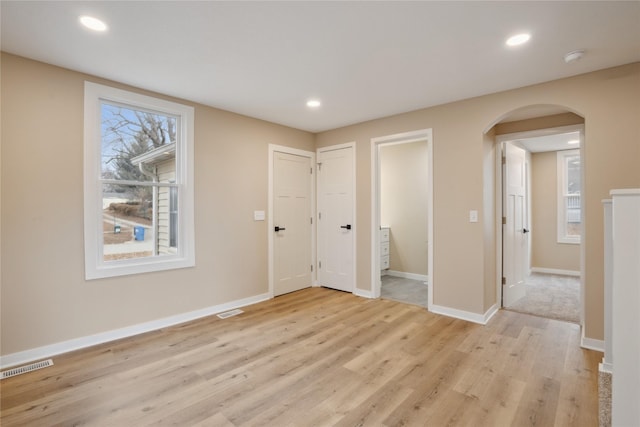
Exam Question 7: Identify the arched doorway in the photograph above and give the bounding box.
[486,105,585,324]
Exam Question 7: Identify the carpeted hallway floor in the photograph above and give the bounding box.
[381,272,580,324]
[506,272,580,323]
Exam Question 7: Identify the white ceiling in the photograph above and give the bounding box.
[516,131,581,153]
[2,1,639,133]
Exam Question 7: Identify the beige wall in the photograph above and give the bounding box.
[2,53,639,357]
[530,151,581,272]
[380,141,428,275]
[317,63,640,340]
[0,53,315,356]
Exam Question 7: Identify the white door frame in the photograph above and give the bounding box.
[495,123,585,324]
[371,129,433,309]
[316,142,357,293]
[268,144,316,298]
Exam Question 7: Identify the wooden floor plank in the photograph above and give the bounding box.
[1,287,601,426]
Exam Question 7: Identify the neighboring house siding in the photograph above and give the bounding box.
[157,160,176,255]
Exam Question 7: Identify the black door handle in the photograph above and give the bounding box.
[340,224,352,230]
[523,228,530,234]
[275,226,286,232]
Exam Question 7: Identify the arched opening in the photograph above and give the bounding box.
[485,104,586,325]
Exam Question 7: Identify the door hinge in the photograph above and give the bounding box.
[502,156,506,165]
[502,216,506,225]
[310,167,313,174]
[318,212,321,220]
[502,277,506,285]
[310,217,313,225]
[319,261,322,269]
[317,163,322,171]
[311,265,313,272]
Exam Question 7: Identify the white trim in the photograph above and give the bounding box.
[268,144,316,297]
[495,140,504,317]
[430,303,498,325]
[579,127,586,326]
[610,188,640,196]
[83,82,195,279]
[371,129,433,308]
[581,331,605,352]
[600,362,613,374]
[0,292,270,370]
[318,141,355,152]
[386,270,429,283]
[530,267,580,277]
[353,287,375,299]
[317,142,357,293]
[484,304,500,323]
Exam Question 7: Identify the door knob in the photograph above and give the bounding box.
[340,224,352,230]
[274,226,286,232]
[523,228,530,234]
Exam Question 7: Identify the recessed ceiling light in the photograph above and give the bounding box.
[306,99,321,108]
[506,33,531,47]
[80,16,108,32]
[568,139,580,145]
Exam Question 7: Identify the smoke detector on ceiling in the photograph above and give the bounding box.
[564,50,585,64]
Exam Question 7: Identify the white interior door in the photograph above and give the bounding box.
[273,151,313,296]
[317,145,354,292]
[503,142,528,306]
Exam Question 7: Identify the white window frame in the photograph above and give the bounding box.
[83,82,195,279]
[557,149,581,244]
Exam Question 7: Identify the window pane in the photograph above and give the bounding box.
[566,155,581,194]
[169,187,178,248]
[101,103,177,182]
[565,154,581,238]
[103,184,154,261]
[157,185,178,254]
[102,184,180,261]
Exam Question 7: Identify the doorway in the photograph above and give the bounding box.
[498,125,583,323]
[371,129,433,308]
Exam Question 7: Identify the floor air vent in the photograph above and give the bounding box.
[217,309,244,319]
[1,359,54,379]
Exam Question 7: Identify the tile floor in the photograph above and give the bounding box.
[380,274,428,308]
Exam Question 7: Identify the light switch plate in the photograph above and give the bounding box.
[254,210,265,221]
[469,210,478,223]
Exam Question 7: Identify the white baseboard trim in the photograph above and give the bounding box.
[599,361,613,374]
[430,303,497,325]
[386,270,429,283]
[531,267,580,277]
[483,304,500,324]
[581,331,605,352]
[0,292,271,370]
[353,287,375,299]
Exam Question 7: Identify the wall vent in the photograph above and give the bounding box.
[217,309,244,319]
[1,359,54,380]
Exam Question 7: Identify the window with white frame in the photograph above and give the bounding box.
[84,82,194,279]
[557,149,581,244]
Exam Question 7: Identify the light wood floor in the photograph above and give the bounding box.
[1,287,601,426]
